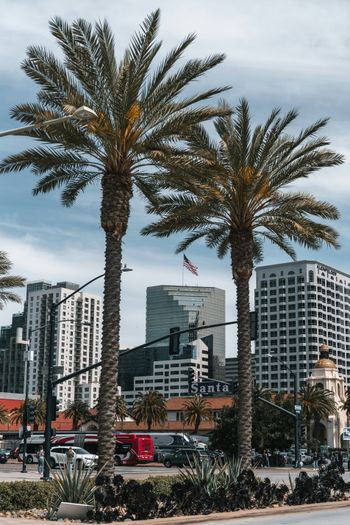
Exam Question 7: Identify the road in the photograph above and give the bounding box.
[1,460,350,483]
[201,507,350,525]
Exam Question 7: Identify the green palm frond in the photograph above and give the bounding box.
[143,99,343,268]
[0,252,25,309]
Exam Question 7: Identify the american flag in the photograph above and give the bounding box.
[183,254,198,276]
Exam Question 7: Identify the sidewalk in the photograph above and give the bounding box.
[0,499,349,525]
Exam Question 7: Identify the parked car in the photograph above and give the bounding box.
[49,446,97,469]
[0,452,7,464]
[161,448,210,468]
[0,448,11,460]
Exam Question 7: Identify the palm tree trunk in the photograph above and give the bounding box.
[231,232,253,464]
[97,174,131,477]
[195,415,200,434]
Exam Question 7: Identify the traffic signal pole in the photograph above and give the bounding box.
[42,306,56,481]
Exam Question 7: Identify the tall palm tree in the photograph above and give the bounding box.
[10,399,46,431]
[0,251,25,309]
[301,383,336,445]
[63,400,91,430]
[142,99,343,462]
[0,12,229,476]
[132,390,167,431]
[183,395,213,434]
[115,396,128,431]
[0,404,9,425]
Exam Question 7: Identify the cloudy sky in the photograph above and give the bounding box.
[0,0,349,355]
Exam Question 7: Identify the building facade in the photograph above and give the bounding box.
[146,285,226,380]
[255,260,350,392]
[121,339,209,406]
[306,344,347,448]
[25,280,102,410]
[0,313,26,394]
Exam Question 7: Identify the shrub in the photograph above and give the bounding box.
[145,475,179,496]
[0,481,52,511]
[287,464,350,505]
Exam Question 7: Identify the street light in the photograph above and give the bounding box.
[0,106,97,138]
[267,353,301,468]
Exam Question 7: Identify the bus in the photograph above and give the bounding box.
[131,432,197,461]
[52,433,154,466]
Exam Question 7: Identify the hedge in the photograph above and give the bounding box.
[0,476,179,512]
[0,481,53,511]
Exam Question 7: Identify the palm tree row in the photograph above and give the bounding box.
[0,9,344,470]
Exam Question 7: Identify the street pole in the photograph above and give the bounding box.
[21,331,32,473]
[293,373,300,469]
[42,306,56,481]
[268,353,300,468]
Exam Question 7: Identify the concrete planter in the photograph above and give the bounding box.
[56,502,94,520]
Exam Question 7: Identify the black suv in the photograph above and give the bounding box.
[161,448,209,468]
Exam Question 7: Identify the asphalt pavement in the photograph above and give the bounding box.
[1,460,350,483]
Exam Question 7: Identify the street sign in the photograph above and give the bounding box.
[190,380,231,395]
[342,427,350,441]
[294,404,302,414]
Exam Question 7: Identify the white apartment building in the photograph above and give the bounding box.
[122,339,208,406]
[26,281,102,410]
[254,261,350,392]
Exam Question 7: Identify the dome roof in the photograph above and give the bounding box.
[314,344,336,369]
[314,358,336,369]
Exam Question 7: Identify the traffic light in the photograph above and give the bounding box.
[300,424,306,443]
[27,402,35,425]
[188,367,196,385]
[169,327,180,355]
[250,311,258,340]
[50,396,60,421]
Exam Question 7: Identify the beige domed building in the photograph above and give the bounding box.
[306,344,347,448]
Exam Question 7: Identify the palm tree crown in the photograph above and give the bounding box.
[64,400,91,430]
[301,384,336,422]
[0,11,228,476]
[132,390,167,431]
[183,395,213,433]
[0,404,9,425]
[115,396,128,429]
[10,399,45,430]
[143,99,343,461]
[0,251,25,309]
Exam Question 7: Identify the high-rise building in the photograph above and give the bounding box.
[146,285,226,380]
[0,313,26,393]
[254,260,350,391]
[25,280,102,410]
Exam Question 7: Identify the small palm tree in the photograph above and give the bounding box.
[0,251,25,309]
[0,11,228,476]
[143,99,343,462]
[0,404,9,425]
[183,396,213,433]
[10,399,46,431]
[64,400,91,430]
[301,384,336,445]
[343,389,350,421]
[115,396,128,431]
[132,390,167,431]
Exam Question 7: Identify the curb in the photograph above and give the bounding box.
[131,498,350,525]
